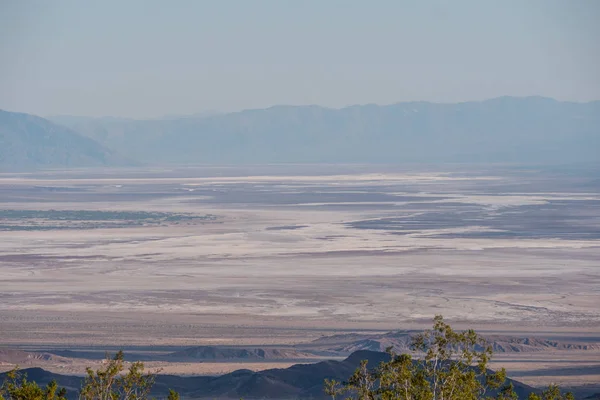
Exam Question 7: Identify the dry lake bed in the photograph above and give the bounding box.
[1,164,599,389]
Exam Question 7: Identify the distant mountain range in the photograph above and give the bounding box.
[2,97,599,170]
[0,351,539,399]
[303,330,600,355]
[49,97,600,165]
[0,110,131,170]
[14,331,597,365]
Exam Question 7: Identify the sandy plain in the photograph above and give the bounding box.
[1,164,599,389]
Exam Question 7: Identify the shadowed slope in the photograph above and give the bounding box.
[0,109,133,170]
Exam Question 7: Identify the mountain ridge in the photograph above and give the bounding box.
[48,96,600,165]
[48,96,600,119]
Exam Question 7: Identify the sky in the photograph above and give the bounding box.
[1,0,599,118]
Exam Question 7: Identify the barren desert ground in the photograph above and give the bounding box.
[1,164,599,388]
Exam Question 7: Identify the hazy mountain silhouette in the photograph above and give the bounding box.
[0,110,132,170]
[49,97,600,165]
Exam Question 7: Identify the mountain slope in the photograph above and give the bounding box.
[0,351,538,399]
[0,110,132,170]
[50,97,600,165]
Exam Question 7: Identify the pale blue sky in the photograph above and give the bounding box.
[1,0,599,118]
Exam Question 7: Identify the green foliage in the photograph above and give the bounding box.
[79,351,158,400]
[0,368,67,400]
[323,316,573,400]
[0,351,180,400]
[527,385,574,400]
[495,383,519,400]
[166,389,180,400]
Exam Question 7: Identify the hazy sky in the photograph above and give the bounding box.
[1,0,599,118]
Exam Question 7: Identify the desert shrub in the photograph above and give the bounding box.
[79,350,156,400]
[0,369,67,400]
[324,315,574,400]
[1,351,179,400]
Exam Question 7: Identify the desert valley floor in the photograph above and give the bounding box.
[0,165,599,392]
